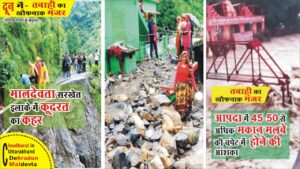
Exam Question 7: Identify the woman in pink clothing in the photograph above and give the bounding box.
[180,15,192,59]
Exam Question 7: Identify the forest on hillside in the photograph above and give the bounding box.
[0,19,64,87]
[156,0,203,33]
[0,0,101,87]
[62,0,101,53]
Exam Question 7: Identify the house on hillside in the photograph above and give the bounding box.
[105,0,159,75]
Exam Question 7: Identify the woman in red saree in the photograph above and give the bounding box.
[174,51,197,119]
[180,15,192,59]
[176,16,182,57]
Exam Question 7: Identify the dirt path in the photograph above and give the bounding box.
[56,71,92,84]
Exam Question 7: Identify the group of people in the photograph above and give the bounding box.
[20,49,100,89]
[174,15,203,119]
[21,57,49,89]
[139,1,200,119]
[140,0,196,61]
[62,49,99,77]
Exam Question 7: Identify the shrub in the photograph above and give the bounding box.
[91,64,100,76]
[0,59,18,87]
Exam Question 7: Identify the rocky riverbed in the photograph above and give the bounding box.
[105,59,204,169]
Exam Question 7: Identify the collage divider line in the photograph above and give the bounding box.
[100,0,106,168]
[203,0,207,168]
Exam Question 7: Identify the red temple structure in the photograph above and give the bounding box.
[207,0,265,42]
[206,0,291,106]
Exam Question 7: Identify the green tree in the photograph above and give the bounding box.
[157,0,203,34]
[62,1,101,51]
[67,28,81,55]
[157,0,178,33]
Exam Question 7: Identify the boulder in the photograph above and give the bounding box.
[148,88,156,95]
[106,103,130,124]
[131,114,145,130]
[139,90,147,98]
[160,131,177,155]
[114,123,125,133]
[150,130,162,141]
[127,152,141,167]
[161,109,183,133]
[113,94,129,102]
[116,134,130,146]
[140,111,155,122]
[161,106,182,133]
[153,146,174,169]
[162,115,175,133]
[105,136,116,147]
[145,128,155,140]
[179,128,200,145]
[174,132,189,149]
[112,150,128,169]
[191,112,203,121]
[149,156,164,169]
[129,129,142,144]
[153,94,171,106]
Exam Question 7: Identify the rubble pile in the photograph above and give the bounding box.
[105,59,204,169]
